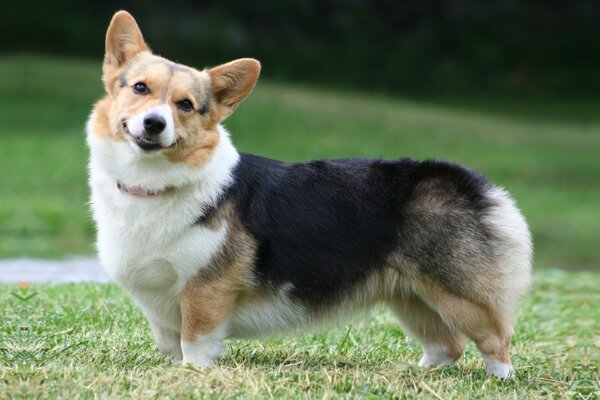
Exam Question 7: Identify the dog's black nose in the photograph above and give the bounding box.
[143,114,166,135]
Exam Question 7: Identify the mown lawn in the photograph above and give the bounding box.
[0,270,597,399]
[0,55,599,270]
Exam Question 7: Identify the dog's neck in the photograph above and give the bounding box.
[116,181,175,197]
[88,122,240,208]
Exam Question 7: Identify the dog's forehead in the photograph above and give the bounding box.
[131,56,193,75]
[119,55,210,95]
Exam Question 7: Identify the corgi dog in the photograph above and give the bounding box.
[88,11,532,379]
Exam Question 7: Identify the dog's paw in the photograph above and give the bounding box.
[181,336,222,369]
[484,357,515,379]
[418,344,458,368]
[182,356,215,369]
[418,354,456,368]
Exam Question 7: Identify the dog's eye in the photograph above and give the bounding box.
[176,99,194,112]
[132,82,149,95]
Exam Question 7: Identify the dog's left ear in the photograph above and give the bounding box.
[103,11,149,94]
[208,58,261,120]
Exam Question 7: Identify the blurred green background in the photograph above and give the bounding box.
[0,1,598,271]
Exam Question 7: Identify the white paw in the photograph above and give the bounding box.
[181,332,224,369]
[484,357,515,379]
[418,354,456,367]
[418,344,457,367]
[182,356,215,368]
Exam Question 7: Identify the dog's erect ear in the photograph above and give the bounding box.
[103,11,149,93]
[105,10,148,67]
[208,58,261,120]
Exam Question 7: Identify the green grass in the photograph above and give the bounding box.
[1,270,596,398]
[1,54,599,269]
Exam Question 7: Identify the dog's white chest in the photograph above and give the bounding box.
[87,125,240,332]
[91,178,227,331]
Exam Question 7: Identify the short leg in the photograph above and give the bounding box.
[391,294,465,368]
[477,333,514,379]
[180,277,235,368]
[181,323,228,368]
[416,282,516,379]
[148,318,183,361]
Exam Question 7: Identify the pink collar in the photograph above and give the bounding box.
[117,182,175,197]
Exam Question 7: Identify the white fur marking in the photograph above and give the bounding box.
[181,323,228,368]
[127,103,176,148]
[484,355,515,379]
[484,187,533,316]
[418,343,457,367]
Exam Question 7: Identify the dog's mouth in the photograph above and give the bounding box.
[122,120,178,151]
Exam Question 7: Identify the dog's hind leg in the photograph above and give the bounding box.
[391,293,465,368]
[415,281,516,379]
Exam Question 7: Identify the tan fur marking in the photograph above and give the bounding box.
[92,97,126,141]
[199,201,229,232]
[392,292,466,361]
[180,276,235,341]
[180,206,257,342]
[409,178,470,215]
[416,279,513,365]
[166,129,220,167]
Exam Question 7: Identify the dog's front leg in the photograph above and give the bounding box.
[181,323,228,368]
[180,277,234,368]
[148,317,183,361]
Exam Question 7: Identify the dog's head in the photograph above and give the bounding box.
[97,11,260,166]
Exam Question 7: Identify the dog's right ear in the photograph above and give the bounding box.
[103,11,149,94]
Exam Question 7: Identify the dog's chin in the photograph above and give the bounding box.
[133,136,163,151]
